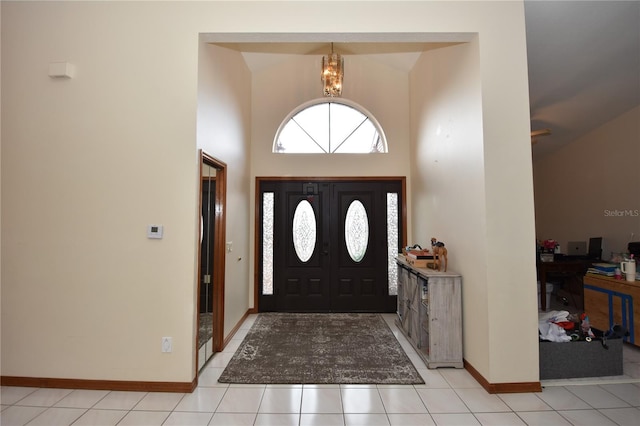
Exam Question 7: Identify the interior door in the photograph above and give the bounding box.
[198,171,215,370]
[196,151,227,373]
[258,179,403,313]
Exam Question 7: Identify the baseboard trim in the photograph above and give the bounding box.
[464,359,542,393]
[2,310,257,393]
[222,309,253,350]
[0,376,197,393]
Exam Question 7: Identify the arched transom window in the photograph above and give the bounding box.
[273,99,388,153]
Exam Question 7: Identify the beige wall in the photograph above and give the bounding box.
[1,1,204,382]
[1,1,535,385]
[475,11,539,383]
[410,37,538,383]
[249,54,412,179]
[534,105,640,258]
[410,40,491,378]
[197,42,252,338]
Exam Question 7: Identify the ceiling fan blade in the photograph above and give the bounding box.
[531,128,552,137]
[531,128,552,145]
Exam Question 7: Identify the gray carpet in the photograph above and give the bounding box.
[218,313,425,384]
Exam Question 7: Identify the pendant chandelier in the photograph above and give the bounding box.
[321,43,344,97]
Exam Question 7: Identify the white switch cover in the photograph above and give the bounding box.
[226,241,233,252]
[147,225,164,239]
[162,337,172,353]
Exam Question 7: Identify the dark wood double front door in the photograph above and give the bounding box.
[258,179,403,313]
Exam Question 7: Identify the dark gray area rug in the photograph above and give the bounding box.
[218,313,425,384]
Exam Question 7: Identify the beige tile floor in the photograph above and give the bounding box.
[2,313,640,425]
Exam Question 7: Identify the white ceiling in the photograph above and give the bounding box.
[210,1,640,160]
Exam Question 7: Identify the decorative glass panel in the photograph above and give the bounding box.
[387,193,399,295]
[293,200,316,262]
[274,100,387,153]
[345,200,369,263]
[262,192,274,295]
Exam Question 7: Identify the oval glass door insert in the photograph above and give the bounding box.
[345,200,369,262]
[292,199,316,262]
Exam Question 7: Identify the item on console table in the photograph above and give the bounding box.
[406,250,432,259]
[406,250,435,268]
[430,237,448,272]
[539,239,559,254]
[403,244,423,255]
[540,253,554,262]
[620,256,636,282]
[587,263,618,277]
[592,263,618,273]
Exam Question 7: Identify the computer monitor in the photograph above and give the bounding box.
[588,237,602,260]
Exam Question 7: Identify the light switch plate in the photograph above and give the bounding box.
[162,337,172,353]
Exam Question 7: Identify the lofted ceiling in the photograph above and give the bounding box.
[525,0,640,159]
[210,1,640,160]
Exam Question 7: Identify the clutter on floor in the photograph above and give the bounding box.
[538,310,627,379]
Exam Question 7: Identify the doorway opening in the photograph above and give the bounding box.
[256,177,406,313]
[197,151,227,372]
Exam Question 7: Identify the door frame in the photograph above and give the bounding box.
[196,150,227,376]
[254,176,407,312]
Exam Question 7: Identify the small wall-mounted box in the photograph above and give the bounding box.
[48,62,75,79]
[147,224,164,239]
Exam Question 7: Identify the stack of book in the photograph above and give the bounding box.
[405,250,434,268]
[406,250,433,260]
[587,263,617,277]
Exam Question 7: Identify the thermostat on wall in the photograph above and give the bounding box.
[147,224,164,239]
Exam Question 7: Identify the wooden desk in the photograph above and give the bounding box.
[537,259,588,311]
[584,273,639,347]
